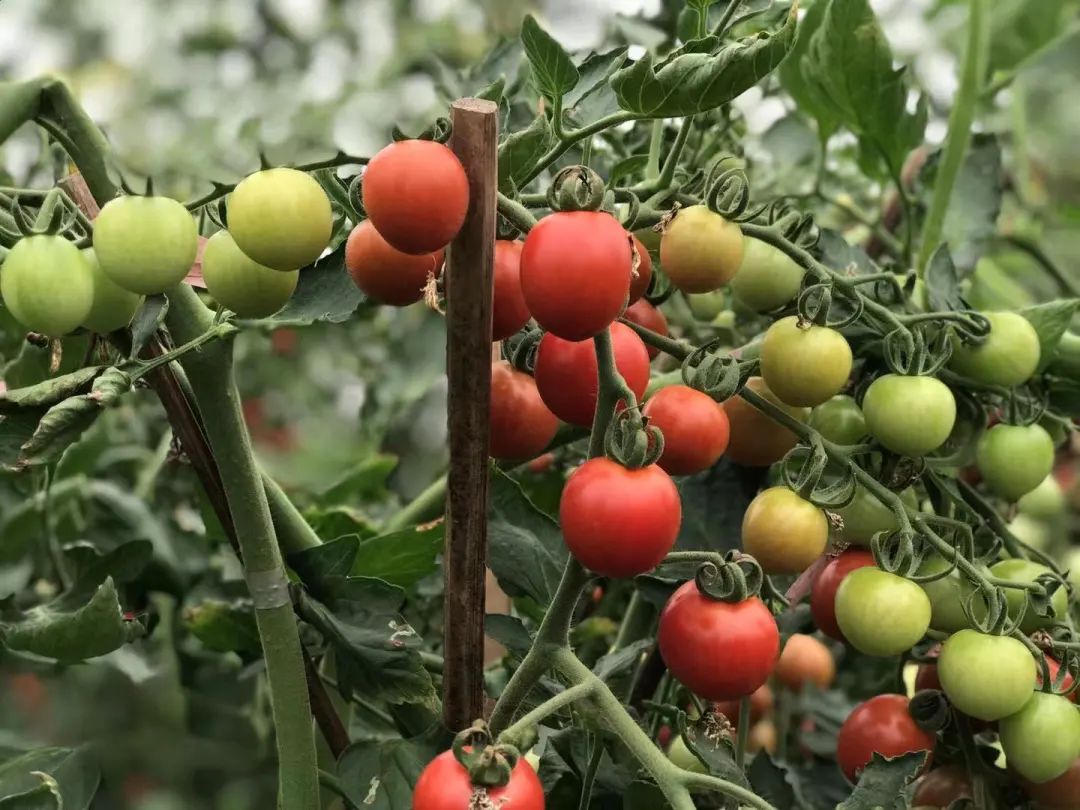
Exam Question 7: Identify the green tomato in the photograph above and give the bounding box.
[227,168,332,271]
[1000,692,1080,784]
[809,395,867,445]
[835,567,931,656]
[834,486,918,546]
[1006,514,1049,553]
[937,630,1035,721]
[730,237,804,313]
[990,558,1069,633]
[862,374,957,457]
[1018,475,1066,520]
[760,316,853,407]
[1,235,93,336]
[93,195,198,295]
[667,735,706,774]
[201,231,299,318]
[1065,549,1080,593]
[916,554,981,633]
[976,424,1055,501]
[80,248,143,333]
[685,291,727,321]
[949,311,1041,387]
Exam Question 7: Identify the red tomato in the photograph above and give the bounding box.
[362,140,469,255]
[912,764,973,808]
[1021,756,1080,809]
[560,458,681,577]
[520,211,632,340]
[915,660,943,693]
[658,583,780,701]
[345,220,444,306]
[413,750,543,810]
[810,550,876,641]
[489,361,559,461]
[642,385,730,475]
[533,323,650,427]
[622,299,668,359]
[492,240,530,341]
[526,452,555,474]
[837,694,935,783]
[628,233,653,304]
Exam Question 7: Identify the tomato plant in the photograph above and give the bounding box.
[201,230,299,318]
[80,247,144,333]
[917,554,981,633]
[759,317,852,407]
[834,485,918,546]
[413,750,544,810]
[835,568,931,656]
[1021,757,1080,809]
[810,549,876,641]
[836,694,935,783]
[345,220,445,305]
[93,194,200,294]
[937,630,1036,721]
[489,361,558,461]
[628,234,653,304]
[990,558,1070,632]
[911,764,973,808]
[723,377,809,466]
[741,487,828,574]
[659,205,744,293]
[641,384,729,475]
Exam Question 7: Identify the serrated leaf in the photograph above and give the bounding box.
[925,245,966,312]
[498,114,553,193]
[484,613,533,658]
[0,771,61,810]
[0,748,99,810]
[565,48,628,126]
[60,540,153,605]
[521,15,579,102]
[338,725,447,810]
[352,524,444,589]
[128,295,168,357]
[780,0,839,140]
[675,459,760,552]
[1021,299,1080,371]
[183,599,261,655]
[838,751,927,810]
[0,367,104,413]
[265,245,363,325]
[289,536,360,596]
[747,752,802,808]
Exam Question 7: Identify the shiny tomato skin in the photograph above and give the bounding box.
[560,458,681,577]
[658,583,780,701]
[912,765,973,808]
[990,558,1069,633]
[201,230,299,318]
[775,633,836,692]
[950,311,1041,388]
[725,377,810,466]
[642,385,730,475]
[760,317,853,407]
[1000,692,1080,784]
[659,205,745,294]
[1021,757,1080,809]
[345,220,444,306]
[811,549,876,641]
[492,240,530,340]
[412,749,544,810]
[741,487,828,575]
[622,299,668,359]
[81,247,144,333]
[362,140,469,255]
[976,423,1056,502]
[809,395,867,446]
[228,168,332,271]
[520,211,632,340]
[937,630,1036,721]
[837,694,935,783]
[489,362,558,461]
[835,568,931,657]
[533,323,650,427]
[862,374,957,457]
[1,235,94,336]
[628,233,654,304]
[731,237,804,313]
[93,195,199,293]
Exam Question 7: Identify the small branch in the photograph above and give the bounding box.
[497,681,596,745]
[496,192,538,233]
[317,770,362,810]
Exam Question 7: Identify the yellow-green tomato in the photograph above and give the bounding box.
[809,395,867,445]
[834,568,931,657]
[834,485,918,546]
[730,237,804,313]
[227,168,332,271]
[685,290,727,321]
[667,735,706,773]
[949,311,1041,387]
[741,487,828,574]
[937,630,1035,721]
[1016,475,1065,521]
[862,374,957,457]
[659,205,744,294]
[760,317,853,407]
[916,554,980,633]
[201,231,299,318]
[1000,692,1080,784]
[80,248,143,333]
[1,235,93,336]
[989,558,1069,633]
[93,195,198,295]
[976,424,1055,502]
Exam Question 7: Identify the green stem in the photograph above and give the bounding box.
[656,117,694,190]
[645,120,665,181]
[519,111,638,188]
[382,474,449,533]
[715,1,744,36]
[264,474,322,554]
[497,681,596,746]
[496,192,538,233]
[735,697,751,769]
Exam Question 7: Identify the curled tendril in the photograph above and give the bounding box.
[605,408,664,469]
[681,339,745,401]
[644,267,675,306]
[704,167,752,220]
[870,529,920,577]
[779,211,818,248]
[1002,384,1049,427]
[392,117,453,144]
[853,273,907,307]
[452,720,520,789]
[346,174,366,221]
[779,441,830,502]
[501,327,543,373]
[951,311,992,345]
[694,551,764,603]
[882,325,952,376]
[613,188,641,230]
[207,197,228,231]
[795,282,835,327]
[963,582,1015,635]
[546,165,606,213]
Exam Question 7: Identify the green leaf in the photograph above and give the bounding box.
[318,454,398,504]
[338,725,447,810]
[747,752,802,808]
[0,367,104,413]
[1048,375,1080,418]
[1021,299,1080,372]
[675,459,760,552]
[816,227,878,275]
[289,536,360,596]
[128,295,168,357]
[779,0,839,140]
[265,245,363,325]
[925,245,966,312]
[304,505,379,542]
[610,10,797,117]
[564,48,628,126]
[182,598,261,655]
[60,540,153,604]
[352,524,444,589]
[0,748,99,810]
[683,726,750,789]
[837,751,927,810]
[484,613,533,658]
[592,638,651,683]
[0,772,61,810]
[498,114,553,193]
[520,15,579,102]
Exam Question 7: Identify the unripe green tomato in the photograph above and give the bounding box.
[659,205,744,294]
[916,554,981,633]
[730,238,804,313]
[862,374,957,457]
[976,424,1055,501]
[1000,692,1080,784]
[685,290,726,321]
[1006,514,1049,553]
[80,248,143,333]
[809,395,866,445]
[93,195,198,295]
[949,311,1041,387]
[201,231,299,318]
[834,486,918,546]
[760,317,852,407]
[937,629,1035,721]
[1018,475,1066,520]
[1047,330,1080,378]
[1,235,93,336]
[227,168,332,271]
[667,735,706,773]
[1065,549,1080,593]
[989,558,1069,633]
[834,568,931,656]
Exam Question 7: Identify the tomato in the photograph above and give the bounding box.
[811,549,876,641]
[228,168,332,271]
[413,749,543,810]
[990,558,1069,633]
[345,220,444,306]
[659,205,744,294]
[628,234,653,304]
[642,385,729,475]
[622,299,668,359]
[835,568,931,656]
[809,395,866,446]
[741,487,828,574]
[686,291,727,321]
[748,720,777,754]
[836,694,935,783]
[492,240,530,341]
[489,362,558,461]
[937,630,1035,720]
[560,458,680,577]
[760,317,853,407]
[1022,757,1080,809]
[201,231,298,318]
[658,582,779,700]
[911,764,973,807]
[834,486,918,546]
[77,248,144,333]
[915,660,942,693]
[1,235,93,336]
[775,633,836,691]
[520,211,631,340]
[862,374,957,457]
[730,237,804,313]
[1000,692,1080,784]
[1018,475,1066,519]
[362,139,469,255]
[916,554,981,634]
[666,735,706,773]
[725,377,810,466]
[949,311,1041,387]
[714,684,774,728]
[93,195,199,295]
[533,323,650,427]
[976,423,1055,501]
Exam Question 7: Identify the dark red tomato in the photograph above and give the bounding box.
[413,750,543,810]
[622,299,668,359]
[658,583,780,701]
[362,139,469,255]
[1021,756,1080,809]
[492,240,530,341]
[642,385,730,475]
[534,322,651,427]
[560,458,681,577]
[912,764,973,808]
[628,233,654,304]
[520,211,632,340]
[345,220,444,305]
[489,361,559,461]
[714,684,774,729]
[837,694,935,783]
[915,659,943,692]
[810,549,876,641]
